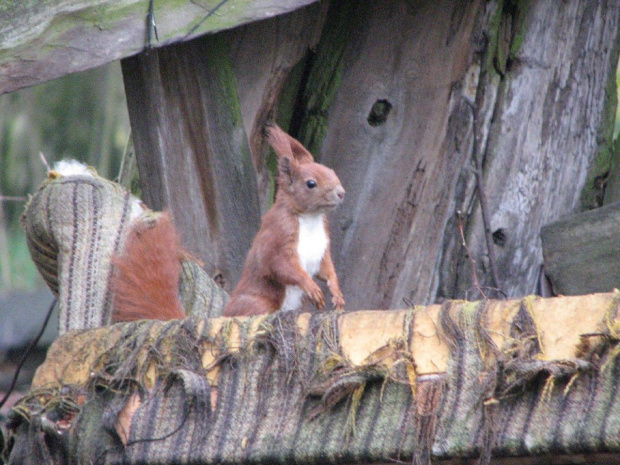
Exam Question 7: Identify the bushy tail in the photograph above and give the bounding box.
[111,212,186,322]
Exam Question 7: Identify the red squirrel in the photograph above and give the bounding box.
[223,124,345,317]
[110,125,344,322]
[111,212,186,322]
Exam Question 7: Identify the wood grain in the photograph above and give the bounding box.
[0,0,317,94]
[122,34,261,291]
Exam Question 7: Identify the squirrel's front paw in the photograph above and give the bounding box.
[332,293,345,311]
[303,280,325,309]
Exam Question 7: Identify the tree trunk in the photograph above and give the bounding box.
[122,34,262,291]
[121,4,326,290]
[226,3,328,212]
[295,0,485,309]
[442,0,620,302]
[290,0,620,309]
[123,0,620,308]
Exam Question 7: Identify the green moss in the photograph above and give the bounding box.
[581,44,620,209]
[67,1,145,31]
[294,0,363,156]
[483,0,531,77]
[199,32,255,179]
[203,34,243,129]
[492,1,508,75]
[508,0,531,58]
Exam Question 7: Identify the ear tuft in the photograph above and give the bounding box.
[288,137,314,164]
[265,124,314,164]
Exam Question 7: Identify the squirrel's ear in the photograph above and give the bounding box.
[288,137,314,164]
[278,156,299,185]
[265,124,314,164]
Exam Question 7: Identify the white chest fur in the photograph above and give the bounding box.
[281,214,328,311]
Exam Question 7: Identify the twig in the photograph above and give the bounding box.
[146,0,159,49]
[39,152,51,171]
[0,196,26,202]
[184,0,229,39]
[0,299,57,410]
[0,198,10,287]
[457,210,487,299]
[464,99,501,290]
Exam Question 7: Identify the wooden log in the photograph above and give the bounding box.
[32,292,614,389]
[541,201,620,295]
[122,33,262,292]
[442,1,620,300]
[0,0,317,95]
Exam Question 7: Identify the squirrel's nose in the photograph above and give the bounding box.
[336,185,345,200]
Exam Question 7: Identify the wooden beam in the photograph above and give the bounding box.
[121,33,261,292]
[541,201,620,295]
[0,0,317,94]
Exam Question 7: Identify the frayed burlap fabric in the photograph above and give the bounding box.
[20,170,228,334]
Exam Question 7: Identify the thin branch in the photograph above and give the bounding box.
[39,152,51,171]
[457,210,487,299]
[0,299,57,410]
[146,0,159,49]
[0,196,26,202]
[184,0,229,39]
[464,99,501,290]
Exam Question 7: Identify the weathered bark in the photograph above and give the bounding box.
[0,0,318,95]
[297,0,485,310]
[122,34,261,291]
[442,1,620,302]
[291,0,620,309]
[226,3,328,211]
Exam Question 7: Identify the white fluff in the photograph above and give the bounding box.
[129,197,145,221]
[281,213,328,311]
[52,159,93,178]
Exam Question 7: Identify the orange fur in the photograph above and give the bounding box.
[224,125,345,317]
[111,212,185,322]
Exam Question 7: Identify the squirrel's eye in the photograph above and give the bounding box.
[306,180,317,189]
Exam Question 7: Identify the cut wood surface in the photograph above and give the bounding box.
[541,201,620,295]
[0,0,317,94]
[32,292,616,388]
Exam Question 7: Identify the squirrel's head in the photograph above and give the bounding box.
[266,124,345,215]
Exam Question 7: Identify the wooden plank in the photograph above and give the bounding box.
[121,33,261,292]
[0,0,317,94]
[541,201,620,295]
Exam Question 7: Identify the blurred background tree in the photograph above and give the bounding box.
[0,62,130,290]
